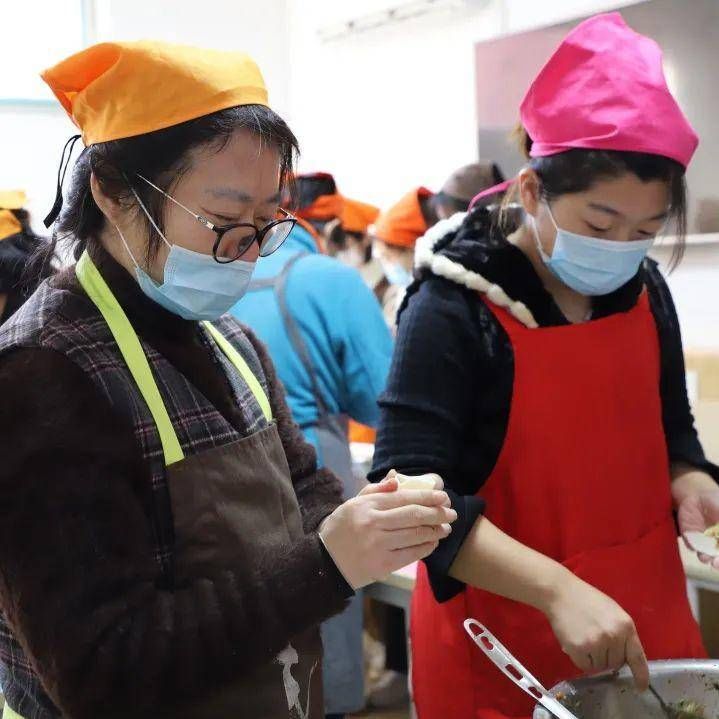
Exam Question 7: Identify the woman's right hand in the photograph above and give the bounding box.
[318,475,457,590]
[543,572,650,690]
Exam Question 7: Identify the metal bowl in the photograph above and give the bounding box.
[533,661,719,719]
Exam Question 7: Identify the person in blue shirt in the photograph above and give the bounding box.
[232,220,392,461]
[231,200,393,719]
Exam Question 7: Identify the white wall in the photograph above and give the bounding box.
[0,105,77,233]
[92,0,291,118]
[285,0,637,208]
[652,241,719,350]
[0,0,86,233]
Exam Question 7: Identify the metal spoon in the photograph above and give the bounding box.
[464,619,580,719]
[648,683,678,718]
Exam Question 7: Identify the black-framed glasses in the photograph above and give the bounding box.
[137,174,297,264]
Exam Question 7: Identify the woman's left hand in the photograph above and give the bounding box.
[678,490,719,568]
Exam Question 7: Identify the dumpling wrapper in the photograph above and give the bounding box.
[684,530,719,558]
[394,472,441,490]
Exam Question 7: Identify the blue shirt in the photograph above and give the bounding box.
[230,225,393,462]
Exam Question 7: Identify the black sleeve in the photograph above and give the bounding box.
[645,261,719,482]
[369,277,487,601]
[0,347,350,718]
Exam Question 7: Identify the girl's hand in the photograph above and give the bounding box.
[543,573,649,690]
[678,490,719,568]
[319,477,456,589]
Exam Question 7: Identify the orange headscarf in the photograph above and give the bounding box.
[41,41,269,145]
[0,211,21,242]
[294,173,344,222]
[0,190,27,210]
[342,198,380,234]
[298,194,344,221]
[372,187,433,249]
[348,420,376,444]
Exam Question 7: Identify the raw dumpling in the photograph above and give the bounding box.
[684,524,719,558]
[394,472,441,491]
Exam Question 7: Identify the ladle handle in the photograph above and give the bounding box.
[463,619,580,719]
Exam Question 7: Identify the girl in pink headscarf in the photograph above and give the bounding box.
[370,12,717,718]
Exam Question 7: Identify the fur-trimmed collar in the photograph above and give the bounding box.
[412,207,646,329]
[414,211,539,328]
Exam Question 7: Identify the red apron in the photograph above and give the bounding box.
[410,293,706,719]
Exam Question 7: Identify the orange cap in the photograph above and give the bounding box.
[348,420,376,444]
[0,211,22,242]
[297,194,344,222]
[0,190,27,210]
[342,198,380,234]
[41,41,269,145]
[293,172,344,222]
[372,187,433,249]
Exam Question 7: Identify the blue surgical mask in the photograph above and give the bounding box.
[532,203,654,296]
[379,258,413,287]
[116,196,255,321]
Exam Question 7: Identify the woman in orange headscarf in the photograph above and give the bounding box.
[371,186,437,331]
[338,197,379,268]
[0,191,54,324]
[0,42,455,719]
[293,172,345,256]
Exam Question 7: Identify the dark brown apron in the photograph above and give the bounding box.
[70,251,324,719]
[168,427,324,718]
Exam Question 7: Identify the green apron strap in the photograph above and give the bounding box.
[3,701,24,719]
[3,255,273,719]
[202,321,273,423]
[75,251,273,467]
[75,251,184,465]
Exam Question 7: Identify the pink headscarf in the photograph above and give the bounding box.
[471,12,698,207]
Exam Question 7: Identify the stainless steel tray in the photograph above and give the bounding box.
[533,661,719,719]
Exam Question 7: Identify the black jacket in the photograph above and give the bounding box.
[370,207,718,601]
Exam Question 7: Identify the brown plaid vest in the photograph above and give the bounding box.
[0,277,271,718]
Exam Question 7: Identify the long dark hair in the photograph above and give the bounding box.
[501,125,688,269]
[50,104,299,265]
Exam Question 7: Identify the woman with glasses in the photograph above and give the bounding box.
[0,42,455,719]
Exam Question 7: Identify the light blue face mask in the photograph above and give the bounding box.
[533,203,654,296]
[379,258,414,288]
[116,192,255,321]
